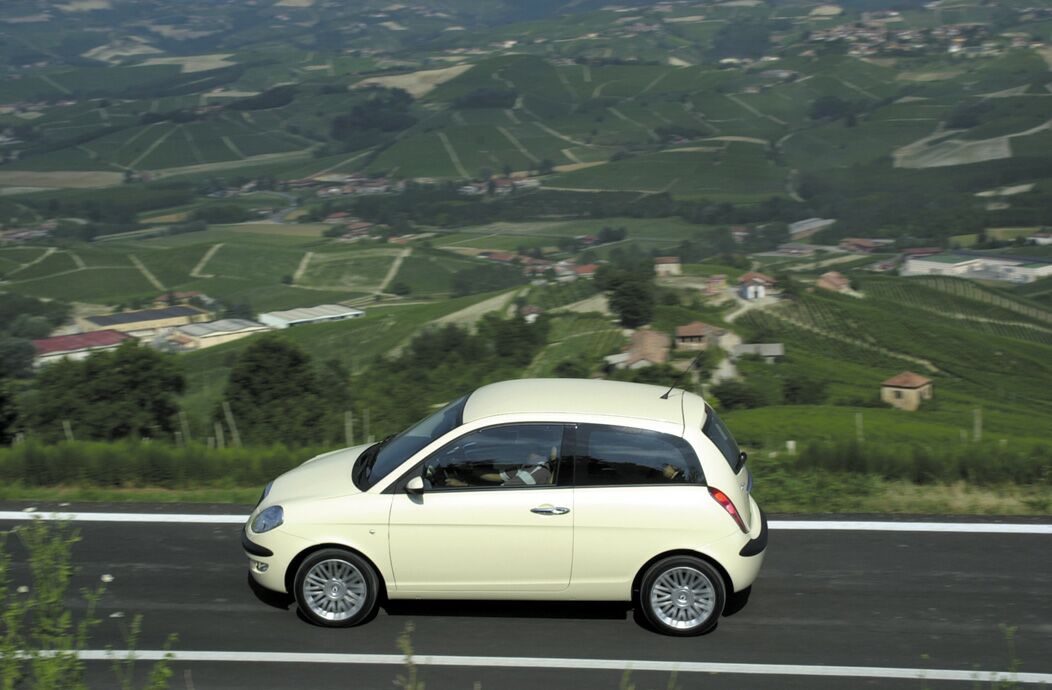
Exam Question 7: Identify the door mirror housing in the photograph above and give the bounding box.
[405,476,425,494]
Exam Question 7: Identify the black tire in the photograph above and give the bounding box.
[637,556,725,636]
[293,548,380,628]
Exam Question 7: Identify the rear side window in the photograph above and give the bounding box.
[574,424,703,486]
[702,406,743,473]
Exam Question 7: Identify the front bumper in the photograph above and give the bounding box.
[242,525,298,594]
[242,529,273,557]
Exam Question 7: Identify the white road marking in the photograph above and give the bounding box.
[771,520,1052,534]
[0,512,248,524]
[70,650,1052,684]
[1,512,1050,533]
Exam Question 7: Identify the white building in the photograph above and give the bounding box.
[32,330,135,367]
[739,282,766,300]
[788,217,837,238]
[171,319,270,350]
[901,253,1052,284]
[258,304,365,329]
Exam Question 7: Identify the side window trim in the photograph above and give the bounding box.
[385,422,573,494]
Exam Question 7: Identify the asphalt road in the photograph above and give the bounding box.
[2,504,1050,689]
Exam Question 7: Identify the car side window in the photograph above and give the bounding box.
[421,424,565,490]
[574,424,703,486]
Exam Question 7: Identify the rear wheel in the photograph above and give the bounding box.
[637,556,725,636]
[293,548,379,627]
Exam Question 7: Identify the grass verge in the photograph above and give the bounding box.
[0,484,260,504]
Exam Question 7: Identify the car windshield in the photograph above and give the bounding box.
[360,395,468,490]
[702,405,744,473]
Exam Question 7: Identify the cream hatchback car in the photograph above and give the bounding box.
[243,378,767,636]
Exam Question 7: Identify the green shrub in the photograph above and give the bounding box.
[0,441,327,489]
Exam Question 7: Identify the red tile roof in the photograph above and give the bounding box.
[738,271,775,285]
[574,263,599,275]
[816,271,850,291]
[654,256,680,265]
[625,330,670,366]
[881,371,932,389]
[33,330,132,357]
[675,321,713,338]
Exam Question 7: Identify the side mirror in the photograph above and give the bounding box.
[405,476,425,494]
[738,451,748,465]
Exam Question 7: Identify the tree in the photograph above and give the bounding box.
[782,374,828,405]
[554,360,589,378]
[22,343,185,441]
[809,95,852,121]
[711,380,767,410]
[7,314,52,339]
[0,337,35,379]
[221,302,254,320]
[0,383,17,444]
[218,338,329,445]
[609,275,655,328]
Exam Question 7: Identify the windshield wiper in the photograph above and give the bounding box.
[354,435,395,489]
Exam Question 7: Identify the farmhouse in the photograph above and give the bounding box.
[32,330,134,367]
[732,343,785,363]
[816,271,851,293]
[80,306,209,336]
[738,272,776,300]
[1029,232,1052,246]
[604,330,670,370]
[838,238,889,253]
[881,371,933,411]
[654,256,682,276]
[170,319,270,350]
[730,226,751,244]
[479,251,517,264]
[776,243,816,257]
[519,305,544,324]
[901,247,942,258]
[706,274,727,295]
[674,321,724,350]
[258,304,365,329]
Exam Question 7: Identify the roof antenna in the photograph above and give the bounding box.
[660,351,704,399]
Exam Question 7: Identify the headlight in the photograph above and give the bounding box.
[251,506,283,534]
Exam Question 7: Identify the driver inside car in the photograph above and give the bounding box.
[485,446,556,487]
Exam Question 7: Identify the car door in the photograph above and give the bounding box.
[569,423,710,592]
[387,422,573,593]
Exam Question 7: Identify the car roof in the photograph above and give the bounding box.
[463,378,691,428]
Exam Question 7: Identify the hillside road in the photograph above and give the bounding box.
[1,504,1050,689]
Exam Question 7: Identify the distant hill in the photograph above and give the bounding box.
[2,0,1052,240]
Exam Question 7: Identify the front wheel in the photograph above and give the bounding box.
[293,548,380,627]
[637,556,725,636]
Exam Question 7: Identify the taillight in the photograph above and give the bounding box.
[709,487,748,534]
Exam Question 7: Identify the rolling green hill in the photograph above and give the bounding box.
[727,275,1052,450]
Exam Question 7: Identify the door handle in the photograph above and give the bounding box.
[531,505,570,515]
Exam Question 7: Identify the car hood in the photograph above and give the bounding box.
[268,443,372,503]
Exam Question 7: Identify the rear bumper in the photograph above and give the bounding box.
[739,505,767,557]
